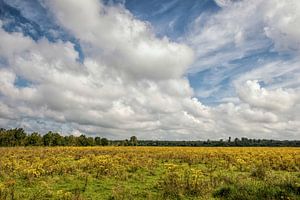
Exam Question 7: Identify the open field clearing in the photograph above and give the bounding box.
[0,147,299,199]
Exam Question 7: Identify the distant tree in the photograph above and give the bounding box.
[52,133,64,146]
[122,139,129,146]
[64,135,77,146]
[95,137,101,146]
[0,127,300,147]
[100,138,109,146]
[14,128,27,146]
[43,131,54,146]
[234,138,240,146]
[87,137,95,146]
[130,136,138,146]
[42,131,64,146]
[0,128,8,146]
[1,128,27,146]
[78,135,88,146]
[206,139,211,145]
[26,132,42,146]
[241,137,249,146]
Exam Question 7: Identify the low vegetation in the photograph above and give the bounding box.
[0,146,299,199]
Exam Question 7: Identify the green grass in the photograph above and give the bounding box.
[1,163,299,200]
[0,167,165,199]
[0,147,299,199]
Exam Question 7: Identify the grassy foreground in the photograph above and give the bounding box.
[0,147,299,200]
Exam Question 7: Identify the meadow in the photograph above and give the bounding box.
[0,147,299,200]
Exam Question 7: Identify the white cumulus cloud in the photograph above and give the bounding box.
[0,0,299,140]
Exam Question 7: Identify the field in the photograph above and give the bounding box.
[0,147,299,200]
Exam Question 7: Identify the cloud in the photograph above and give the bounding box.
[237,80,297,111]
[45,0,194,80]
[262,0,300,54]
[214,0,237,8]
[0,9,213,139]
[187,0,300,118]
[233,59,300,89]
[188,0,269,72]
[188,0,295,71]
[0,0,299,140]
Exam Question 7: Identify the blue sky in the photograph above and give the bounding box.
[0,0,299,140]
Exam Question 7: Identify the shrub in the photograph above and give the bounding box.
[158,167,210,199]
[213,179,300,200]
[250,165,267,180]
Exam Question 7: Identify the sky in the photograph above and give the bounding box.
[0,0,299,140]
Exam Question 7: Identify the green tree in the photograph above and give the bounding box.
[78,135,88,146]
[87,137,95,146]
[0,128,8,146]
[52,133,64,146]
[130,136,138,146]
[95,137,101,146]
[43,131,54,146]
[100,138,109,146]
[26,132,42,146]
[13,128,27,146]
[122,139,129,146]
[64,135,77,146]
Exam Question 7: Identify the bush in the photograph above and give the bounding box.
[213,185,234,198]
[158,167,210,199]
[250,165,267,180]
[213,179,300,200]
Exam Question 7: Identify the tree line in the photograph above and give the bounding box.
[0,128,138,147]
[0,128,299,147]
[136,137,300,147]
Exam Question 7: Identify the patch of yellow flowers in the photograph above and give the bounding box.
[0,147,299,182]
